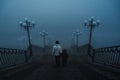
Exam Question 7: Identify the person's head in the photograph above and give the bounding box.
[55,40,59,44]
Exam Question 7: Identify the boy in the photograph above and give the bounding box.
[61,49,68,66]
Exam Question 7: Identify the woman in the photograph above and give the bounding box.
[52,41,62,66]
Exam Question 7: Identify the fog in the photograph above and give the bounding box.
[0,0,120,49]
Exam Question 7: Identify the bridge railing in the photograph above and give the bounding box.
[93,46,120,67]
[0,48,27,68]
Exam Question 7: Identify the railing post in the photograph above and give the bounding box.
[119,49,120,64]
[24,50,28,63]
[92,49,95,62]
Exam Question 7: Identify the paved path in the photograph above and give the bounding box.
[23,55,110,80]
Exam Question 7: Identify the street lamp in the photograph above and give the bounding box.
[19,18,35,57]
[40,30,48,48]
[84,16,100,57]
[73,29,82,51]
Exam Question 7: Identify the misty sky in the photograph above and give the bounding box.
[0,0,120,49]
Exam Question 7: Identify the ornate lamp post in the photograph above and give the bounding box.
[40,30,48,48]
[19,18,35,57]
[73,29,82,51]
[84,16,100,57]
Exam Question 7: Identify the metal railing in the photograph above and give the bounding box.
[93,46,120,67]
[0,48,27,68]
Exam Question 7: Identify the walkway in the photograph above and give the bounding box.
[24,55,110,80]
[1,54,117,80]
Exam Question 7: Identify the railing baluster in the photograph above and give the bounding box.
[0,48,27,68]
[94,46,120,67]
[118,47,120,64]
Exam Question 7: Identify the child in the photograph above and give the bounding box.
[61,49,69,66]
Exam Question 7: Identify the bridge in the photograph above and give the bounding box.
[0,45,120,80]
